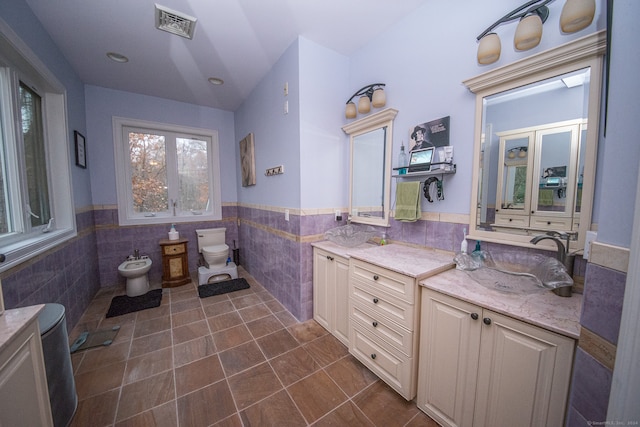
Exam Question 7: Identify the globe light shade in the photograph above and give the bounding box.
[371,88,386,108]
[477,33,501,65]
[358,95,371,114]
[345,102,357,119]
[514,14,543,51]
[560,0,596,33]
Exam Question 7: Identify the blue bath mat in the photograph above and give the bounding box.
[198,278,250,299]
[106,289,163,318]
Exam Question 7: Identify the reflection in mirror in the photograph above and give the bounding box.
[465,31,605,250]
[479,71,588,236]
[343,108,398,227]
[352,127,386,219]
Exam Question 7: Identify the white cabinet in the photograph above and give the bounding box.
[313,247,350,346]
[417,289,575,427]
[0,314,53,427]
[348,259,419,400]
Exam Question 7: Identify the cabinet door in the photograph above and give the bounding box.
[474,310,575,427]
[417,290,481,427]
[0,322,53,427]
[332,255,350,346]
[313,249,331,330]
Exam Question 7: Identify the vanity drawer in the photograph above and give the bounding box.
[494,213,530,228]
[350,323,413,399]
[351,300,413,356]
[351,260,415,303]
[351,281,414,330]
[163,243,186,255]
[530,215,573,231]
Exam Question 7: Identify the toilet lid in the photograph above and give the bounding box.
[202,244,228,254]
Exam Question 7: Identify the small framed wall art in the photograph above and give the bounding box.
[74,130,87,168]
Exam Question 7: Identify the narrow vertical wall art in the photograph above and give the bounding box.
[239,133,256,186]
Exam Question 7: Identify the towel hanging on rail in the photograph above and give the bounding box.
[395,181,421,222]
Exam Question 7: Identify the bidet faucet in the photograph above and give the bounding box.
[134,249,140,259]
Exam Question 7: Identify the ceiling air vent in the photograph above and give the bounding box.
[155,4,197,39]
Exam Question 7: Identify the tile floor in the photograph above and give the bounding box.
[68,268,439,427]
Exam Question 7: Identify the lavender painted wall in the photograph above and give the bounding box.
[85,85,238,205]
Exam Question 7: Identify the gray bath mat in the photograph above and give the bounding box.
[106,289,163,318]
[198,278,250,298]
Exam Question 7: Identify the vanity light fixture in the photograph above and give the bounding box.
[507,146,528,159]
[345,83,386,119]
[477,0,596,65]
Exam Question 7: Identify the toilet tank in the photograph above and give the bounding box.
[196,228,226,252]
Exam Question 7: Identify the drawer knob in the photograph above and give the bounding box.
[372,321,378,327]
[483,317,492,325]
[370,353,377,360]
[326,255,334,261]
[470,313,479,320]
[373,298,379,304]
[373,275,379,281]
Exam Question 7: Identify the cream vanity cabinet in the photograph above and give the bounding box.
[348,258,420,400]
[0,308,54,427]
[417,289,575,427]
[313,247,350,346]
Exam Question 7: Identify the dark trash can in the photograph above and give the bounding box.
[38,303,78,427]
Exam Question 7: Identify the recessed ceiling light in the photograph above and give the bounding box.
[208,77,224,85]
[106,52,129,63]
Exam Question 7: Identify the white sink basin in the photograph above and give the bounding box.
[324,225,377,247]
[455,251,573,295]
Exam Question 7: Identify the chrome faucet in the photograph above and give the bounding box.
[530,232,570,265]
[133,249,140,260]
[530,231,577,296]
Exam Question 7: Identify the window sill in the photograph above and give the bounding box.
[0,228,77,273]
[118,211,222,227]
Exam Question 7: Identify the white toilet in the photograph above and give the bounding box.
[118,256,152,297]
[196,228,238,285]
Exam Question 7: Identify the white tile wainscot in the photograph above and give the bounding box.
[417,268,582,427]
[346,244,455,400]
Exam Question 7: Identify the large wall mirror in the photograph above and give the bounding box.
[464,31,605,251]
[342,108,398,227]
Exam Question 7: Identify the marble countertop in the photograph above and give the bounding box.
[0,305,45,352]
[311,240,375,259]
[420,269,582,339]
[344,243,456,280]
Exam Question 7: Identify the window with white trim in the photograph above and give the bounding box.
[113,117,222,225]
[0,21,76,273]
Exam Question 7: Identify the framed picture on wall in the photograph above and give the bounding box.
[239,133,256,186]
[74,131,87,168]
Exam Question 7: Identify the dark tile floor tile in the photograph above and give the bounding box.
[240,390,307,426]
[288,370,348,423]
[69,267,437,426]
[227,362,283,410]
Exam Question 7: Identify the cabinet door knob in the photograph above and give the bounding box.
[373,275,379,281]
[483,317,492,325]
[370,353,377,360]
[373,298,379,304]
[372,321,378,327]
[471,313,479,320]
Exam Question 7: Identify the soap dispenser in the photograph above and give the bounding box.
[168,224,179,240]
[397,141,408,175]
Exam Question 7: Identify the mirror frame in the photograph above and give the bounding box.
[463,31,606,251]
[342,108,398,227]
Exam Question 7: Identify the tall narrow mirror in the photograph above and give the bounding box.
[343,108,398,227]
[465,31,605,250]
